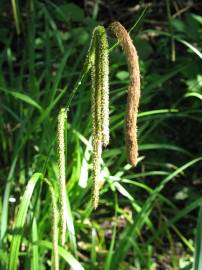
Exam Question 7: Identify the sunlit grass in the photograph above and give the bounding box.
[0,1,202,270]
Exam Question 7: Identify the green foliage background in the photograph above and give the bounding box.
[0,1,202,269]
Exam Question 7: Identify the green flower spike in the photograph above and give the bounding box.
[90,26,109,209]
[57,108,67,245]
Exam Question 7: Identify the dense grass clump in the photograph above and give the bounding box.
[0,1,202,270]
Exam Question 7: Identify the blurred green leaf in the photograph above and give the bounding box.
[35,240,84,270]
[116,71,129,81]
[194,205,202,270]
[9,173,42,270]
[135,38,153,59]
[56,3,84,22]
[0,88,43,112]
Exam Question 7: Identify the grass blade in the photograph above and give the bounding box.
[0,87,43,112]
[11,0,21,35]
[147,197,202,246]
[110,157,202,269]
[31,217,39,270]
[139,143,192,156]
[185,92,202,101]
[35,240,85,270]
[194,205,202,270]
[9,173,42,270]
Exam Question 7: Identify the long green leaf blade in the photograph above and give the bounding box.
[35,240,85,270]
[9,173,42,270]
[194,205,202,270]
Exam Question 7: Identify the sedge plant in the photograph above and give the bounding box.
[3,3,202,269]
[56,22,140,217]
[7,21,141,270]
[56,22,140,214]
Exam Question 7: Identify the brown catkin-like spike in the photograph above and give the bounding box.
[57,108,67,245]
[109,22,140,166]
[90,26,109,208]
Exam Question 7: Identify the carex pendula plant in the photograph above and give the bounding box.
[55,23,140,254]
[7,21,141,270]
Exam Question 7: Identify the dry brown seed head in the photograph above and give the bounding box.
[109,22,140,166]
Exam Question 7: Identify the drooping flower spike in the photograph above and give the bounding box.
[109,22,141,167]
[57,108,67,245]
[89,26,109,208]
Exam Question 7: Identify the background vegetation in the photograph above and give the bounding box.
[0,1,202,269]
